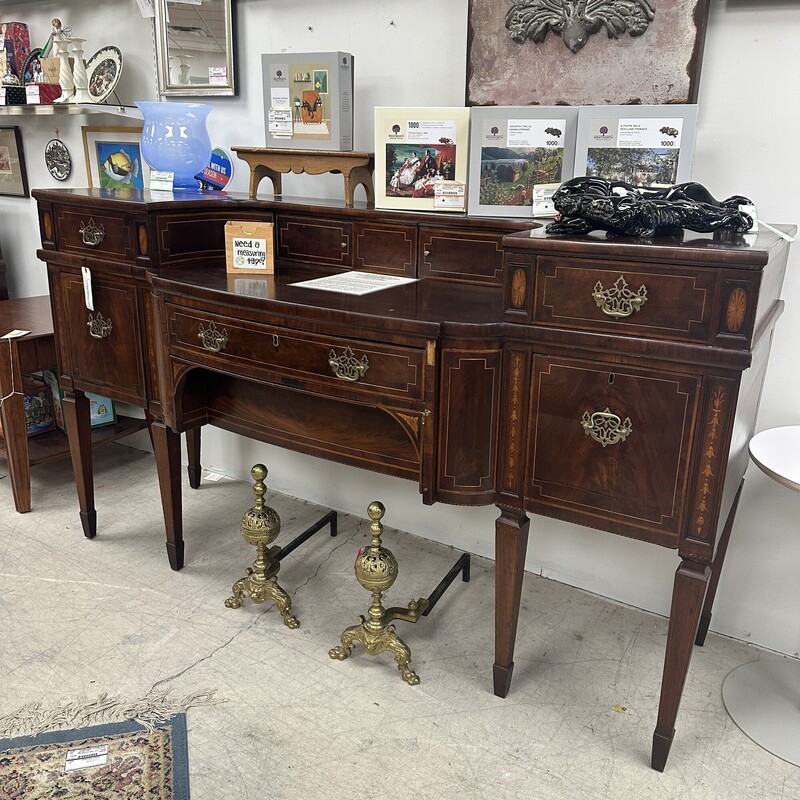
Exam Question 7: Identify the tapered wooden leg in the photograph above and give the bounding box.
[494,505,530,698]
[0,340,31,513]
[150,420,184,571]
[651,558,710,771]
[695,480,744,646]
[62,390,96,538]
[186,426,201,489]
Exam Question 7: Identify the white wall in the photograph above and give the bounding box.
[2,0,799,658]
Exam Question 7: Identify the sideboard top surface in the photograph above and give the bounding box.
[31,188,539,232]
[151,263,504,335]
[503,224,797,269]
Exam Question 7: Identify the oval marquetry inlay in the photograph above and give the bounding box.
[510,268,527,308]
[726,288,747,332]
[42,211,53,241]
[138,224,149,257]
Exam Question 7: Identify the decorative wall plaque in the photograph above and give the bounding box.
[467,0,712,106]
[44,138,72,181]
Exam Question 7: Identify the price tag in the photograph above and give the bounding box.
[25,85,41,105]
[434,182,465,210]
[208,66,228,85]
[268,108,293,136]
[65,745,109,772]
[81,266,94,311]
[0,88,6,105]
[150,170,174,192]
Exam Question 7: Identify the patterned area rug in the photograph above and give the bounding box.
[0,715,189,799]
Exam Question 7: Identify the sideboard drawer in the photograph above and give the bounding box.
[526,356,701,543]
[533,256,717,342]
[54,206,133,262]
[60,270,146,404]
[276,214,352,266]
[419,227,505,285]
[166,307,426,402]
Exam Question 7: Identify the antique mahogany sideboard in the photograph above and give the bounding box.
[33,188,793,770]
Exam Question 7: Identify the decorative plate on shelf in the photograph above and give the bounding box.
[21,48,43,84]
[44,139,72,181]
[85,46,123,104]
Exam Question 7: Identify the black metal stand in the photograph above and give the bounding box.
[277,510,338,560]
[423,552,471,616]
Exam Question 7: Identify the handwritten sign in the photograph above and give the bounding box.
[225,221,274,274]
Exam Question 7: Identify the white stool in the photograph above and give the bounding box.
[721,426,800,766]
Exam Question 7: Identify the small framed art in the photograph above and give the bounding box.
[574,105,698,187]
[468,106,579,218]
[0,126,29,198]
[82,125,147,190]
[375,107,470,212]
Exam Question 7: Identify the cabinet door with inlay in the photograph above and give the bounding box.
[276,214,352,266]
[526,355,702,546]
[353,222,417,276]
[58,269,146,404]
[419,227,505,285]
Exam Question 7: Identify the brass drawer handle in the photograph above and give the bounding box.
[329,346,369,382]
[581,407,632,448]
[198,321,228,353]
[79,218,105,247]
[87,311,113,339]
[592,275,647,318]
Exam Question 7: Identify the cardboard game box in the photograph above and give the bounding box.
[262,51,353,151]
[41,370,117,431]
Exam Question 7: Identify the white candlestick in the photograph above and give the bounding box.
[70,38,92,103]
[53,38,74,103]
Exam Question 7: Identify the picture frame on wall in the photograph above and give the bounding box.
[375,107,471,213]
[468,106,579,218]
[0,126,29,198]
[573,105,699,187]
[81,125,148,190]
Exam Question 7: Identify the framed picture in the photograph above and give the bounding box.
[468,106,579,218]
[375,107,470,213]
[81,125,147,190]
[574,104,698,187]
[0,126,29,198]
[467,0,712,107]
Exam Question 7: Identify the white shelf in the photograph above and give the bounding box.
[0,102,141,118]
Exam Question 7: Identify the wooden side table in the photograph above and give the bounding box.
[232,147,375,207]
[0,296,58,512]
[721,426,800,766]
[0,296,147,513]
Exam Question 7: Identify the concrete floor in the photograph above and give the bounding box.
[1,444,797,799]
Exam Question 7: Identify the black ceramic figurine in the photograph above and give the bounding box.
[546,177,754,238]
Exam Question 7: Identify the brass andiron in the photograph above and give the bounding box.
[329,500,470,685]
[226,464,338,627]
[225,464,298,627]
[225,464,337,628]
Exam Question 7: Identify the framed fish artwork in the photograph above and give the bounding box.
[81,125,148,190]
